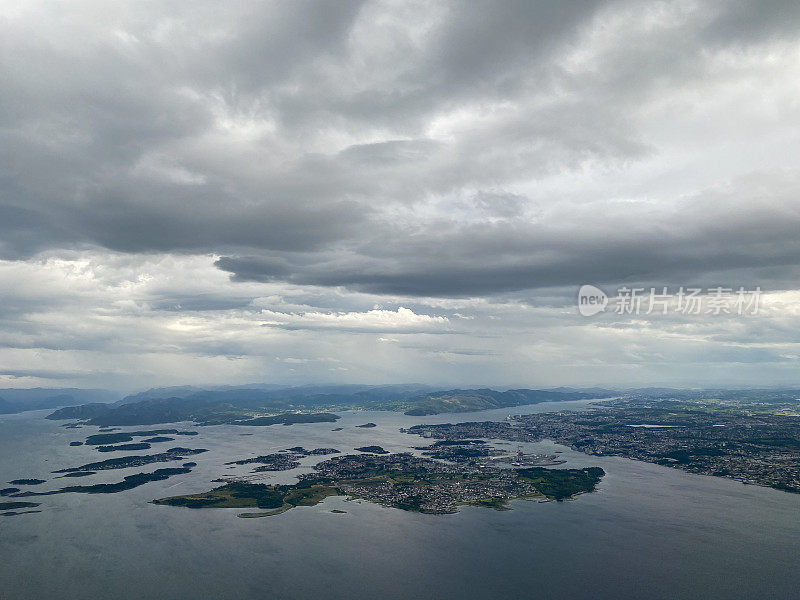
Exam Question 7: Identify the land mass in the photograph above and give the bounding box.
[84,430,197,445]
[12,467,193,497]
[354,445,389,454]
[38,385,800,425]
[48,399,341,427]
[0,388,115,415]
[391,388,602,416]
[406,397,800,494]
[226,447,341,472]
[96,443,152,452]
[52,447,207,473]
[45,385,612,425]
[0,501,40,510]
[154,452,604,516]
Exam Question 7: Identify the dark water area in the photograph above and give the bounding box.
[1,402,798,600]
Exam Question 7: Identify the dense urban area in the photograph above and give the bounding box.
[155,451,604,515]
[407,399,800,493]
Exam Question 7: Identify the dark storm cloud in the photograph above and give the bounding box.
[1,0,799,296]
[701,0,800,45]
[217,173,800,296]
[0,0,628,259]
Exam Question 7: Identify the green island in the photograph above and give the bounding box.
[515,467,606,501]
[231,413,339,427]
[392,389,599,416]
[84,430,197,446]
[13,467,193,497]
[96,442,152,453]
[154,453,604,517]
[226,447,340,473]
[48,396,341,427]
[354,445,388,454]
[154,481,340,517]
[0,501,41,510]
[53,447,207,473]
[1,499,42,516]
[1,510,41,516]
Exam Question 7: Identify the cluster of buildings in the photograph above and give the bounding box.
[407,402,800,494]
[302,452,539,513]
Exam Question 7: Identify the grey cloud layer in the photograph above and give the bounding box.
[3,0,799,296]
[217,173,800,295]
[2,250,800,390]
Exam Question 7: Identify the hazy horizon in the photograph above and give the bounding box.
[6,381,800,397]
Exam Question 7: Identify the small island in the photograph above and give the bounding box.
[14,467,193,497]
[96,443,152,453]
[226,453,302,472]
[232,413,340,427]
[53,447,207,473]
[1,500,41,517]
[226,447,342,472]
[1,501,41,510]
[84,430,197,446]
[354,446,389,454]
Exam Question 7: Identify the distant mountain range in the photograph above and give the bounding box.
[44,384,435,425]
[43,384,614,425]
[0,388,117,415]
[394,388,605,415]
[15,384,800,424]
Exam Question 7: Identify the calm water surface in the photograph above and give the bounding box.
[1,401,798,600]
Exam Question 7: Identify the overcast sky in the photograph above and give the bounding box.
[2,0,800,391]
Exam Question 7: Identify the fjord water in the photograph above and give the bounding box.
[1,402,798,600]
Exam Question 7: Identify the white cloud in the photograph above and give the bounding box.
[260,307,450,332]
